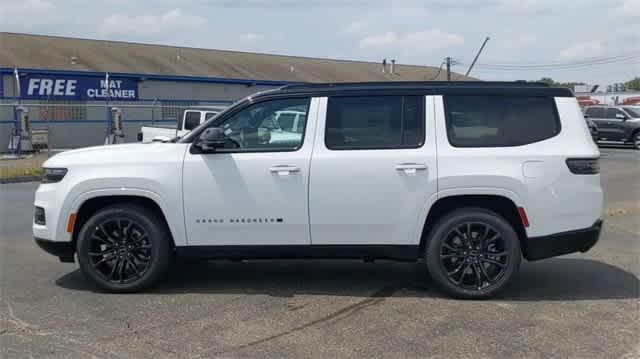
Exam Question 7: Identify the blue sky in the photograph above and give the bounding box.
[1,0,638,85]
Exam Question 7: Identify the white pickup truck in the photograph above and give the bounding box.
[138,106,226,143]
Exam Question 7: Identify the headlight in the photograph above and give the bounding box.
[42,168,68,183]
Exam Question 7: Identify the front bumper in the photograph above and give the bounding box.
[524,219,603,261]
[34,237,75,263]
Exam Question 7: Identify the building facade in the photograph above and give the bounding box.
[1,32,469,150]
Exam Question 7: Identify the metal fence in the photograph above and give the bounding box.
[0,99,234,152]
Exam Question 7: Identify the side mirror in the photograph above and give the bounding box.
[195,127,227,152]
[616,113,628,120]
[583,114,589,119]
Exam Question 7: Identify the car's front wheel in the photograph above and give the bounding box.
[425,208,521,299]
[632,131,640,150]
[76,204,171,292]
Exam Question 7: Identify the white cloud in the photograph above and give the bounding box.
[99,9,206,37]
[0,0,59,29]
[405,30,465,48]
[239,33,265,42]
[359,32,397,48]
[359,29,464,51]
[498,0,543,13]
[341,19,368,35]
[616,0,640,17]
[558,40,604,61]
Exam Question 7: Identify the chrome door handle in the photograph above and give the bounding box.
[270,165,300,175]
[396,163,427,174]
[395,163,427,170]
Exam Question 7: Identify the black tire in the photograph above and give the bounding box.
[425,207,521,299]
[632,130,640,150]
[76,204,171,292]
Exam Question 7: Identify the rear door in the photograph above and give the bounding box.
[309,95,437,246]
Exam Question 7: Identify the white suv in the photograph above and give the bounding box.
[33,82,603,299]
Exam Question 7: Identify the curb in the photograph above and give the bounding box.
[0,176,41,184]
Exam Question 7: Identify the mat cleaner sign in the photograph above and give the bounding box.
[20,74,138,100]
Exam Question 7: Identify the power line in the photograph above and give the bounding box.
[468,57,640,72]
[472,51,640,68]
[457,51,640,71]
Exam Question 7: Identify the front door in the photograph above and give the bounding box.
[182,97,317,246]
[309,95,438,245]
[604,108,627,141]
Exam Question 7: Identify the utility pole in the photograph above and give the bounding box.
[465,37,490,77]
[446,57,452,81]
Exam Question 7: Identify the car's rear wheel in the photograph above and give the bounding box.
[76,204,171,292]
[425,208,521,299]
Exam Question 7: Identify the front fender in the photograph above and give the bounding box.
[55,185,187,246]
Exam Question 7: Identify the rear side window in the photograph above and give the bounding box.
[184,111,201,130]
[326,96,425,150]
[444,95,560,147]
[585,107,605,118]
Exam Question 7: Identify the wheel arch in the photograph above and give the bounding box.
[71,194,177,249]
[418,193,529,258]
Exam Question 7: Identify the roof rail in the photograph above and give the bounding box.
[279,81,551,90]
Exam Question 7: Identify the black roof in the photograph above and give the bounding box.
[266,81,574,97]
[280,81,549,90]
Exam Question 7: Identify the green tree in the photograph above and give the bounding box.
[625,77,640,91]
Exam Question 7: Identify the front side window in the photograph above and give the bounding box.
[217,98,309,151]
[623,107,640,117]
[606,108,625,119]
[325,95,425,150]
[444,95,560,147]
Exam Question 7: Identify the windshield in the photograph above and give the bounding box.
[623,107,640,117]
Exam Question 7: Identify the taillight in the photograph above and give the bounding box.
[566,158,599,174]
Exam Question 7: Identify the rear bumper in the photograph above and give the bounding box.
[524,220,602,261]
[34,237,75,263]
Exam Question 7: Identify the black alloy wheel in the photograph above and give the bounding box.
[439,222,508,291]
[425,208,521,299]
[77,204,171,292]
[87,218,153,284]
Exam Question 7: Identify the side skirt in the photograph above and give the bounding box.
[175,245,421,262]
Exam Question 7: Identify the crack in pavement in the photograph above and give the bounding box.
[1,301,118,358]
[207,285,402,356]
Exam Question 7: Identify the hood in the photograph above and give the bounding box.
[43,143,188,168]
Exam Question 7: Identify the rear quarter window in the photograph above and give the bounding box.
[444,95,561,147]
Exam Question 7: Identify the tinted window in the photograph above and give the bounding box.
[444,95,560,147]
[326,96,424,150]
[217,98,309,151]
[623,107,640,117]
[276,111,306,133]
[606,108,624,119]
[204,111,219,121]
[184,111,201,130]
[586,107,605,118]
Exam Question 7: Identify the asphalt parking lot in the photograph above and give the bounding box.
[1,147,638,358]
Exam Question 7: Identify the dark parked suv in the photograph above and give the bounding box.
[584,106,640,149]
